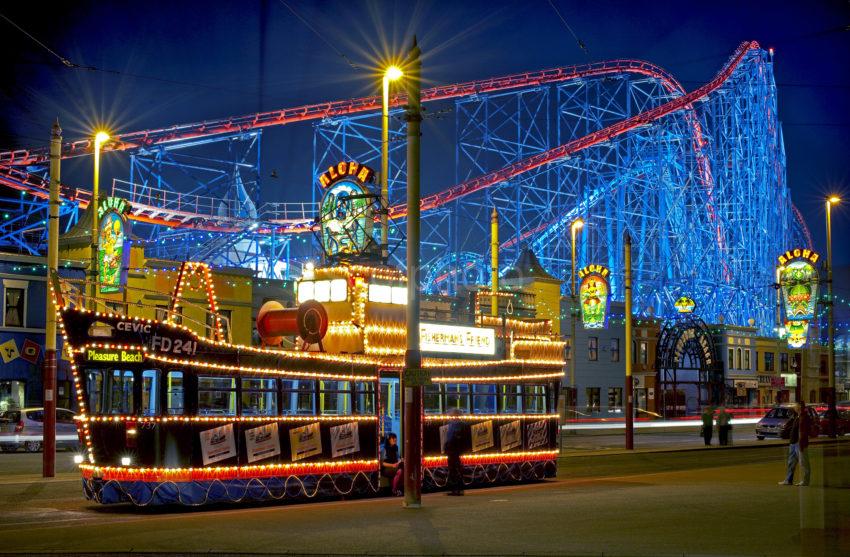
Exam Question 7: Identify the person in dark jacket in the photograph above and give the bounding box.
[444,409,466,496]
[380,433,403,496]
[701,406,714,446]
[779,402,811,486]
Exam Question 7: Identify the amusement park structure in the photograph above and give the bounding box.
[0,41,810,333]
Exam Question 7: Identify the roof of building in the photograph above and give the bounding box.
[502,248,560,284]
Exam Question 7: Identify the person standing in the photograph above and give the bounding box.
[717,407,732,446]
[779,401,811,486]
[701,406,714,446]
[444,409,466,496]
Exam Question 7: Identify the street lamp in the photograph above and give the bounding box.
[381,65,403,263]
[90,131,109,309]
[568,218,584,411]
[826,195,840,435]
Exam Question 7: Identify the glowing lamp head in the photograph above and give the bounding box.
[120,456,132,466]
[384,66,404,82]
[571,218,584,232]
[828,196,840,205]
[73,454,84,464]
[94,131,110,146]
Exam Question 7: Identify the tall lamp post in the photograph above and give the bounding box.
[90,131,109,309]
[43,119,62,478]
[402,37,423,509]
[568,218,584,413]
[826,195,840,436]
[624,233,634,450]
[381,66,404,263]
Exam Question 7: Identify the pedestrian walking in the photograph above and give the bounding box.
[779,401,811,486]
[701,406,714,446]
[444,408,466,496]
[717,406,732,446]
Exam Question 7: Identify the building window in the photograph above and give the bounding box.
[207,309,232,341]
[608,387,623,411]
[588,337,598,361]
[728,348,735,370]
[105,301,128,315]
[764,352,775,372]
[736,348,742,370]
[610,338,620,362]
[3,286,25,327]
[156,305,182,325]
[585,387,601,414]
[780,353,789,372]
[639,341,648,364]
[744,350,751,371]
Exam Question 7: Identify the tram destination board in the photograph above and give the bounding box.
[402,367,432,386]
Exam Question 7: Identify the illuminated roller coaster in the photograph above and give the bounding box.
[0,40,810,332]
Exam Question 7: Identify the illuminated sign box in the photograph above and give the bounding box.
[85,348,143,363]
[419,323,495,356]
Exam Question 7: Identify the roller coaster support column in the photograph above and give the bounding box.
[403,36,423,509]
[624,233,634,450]
[43,120,61,478]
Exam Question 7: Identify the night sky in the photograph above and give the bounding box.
[2,1,849,264]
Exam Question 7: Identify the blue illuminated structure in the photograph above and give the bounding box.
[0,42,811,333]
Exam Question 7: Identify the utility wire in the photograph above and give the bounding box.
[276,0,360,70]
[0,12,268,95]
[545,0,588,56]
[0,12,74,67]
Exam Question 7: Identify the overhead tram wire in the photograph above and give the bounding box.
[0,12,274,97]
[276,0,361,71]
[545,0,589,57]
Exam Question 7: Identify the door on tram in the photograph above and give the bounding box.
[379,372,401,446]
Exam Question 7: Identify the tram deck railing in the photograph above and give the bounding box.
[56,277,231,343]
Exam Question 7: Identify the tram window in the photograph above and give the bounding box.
[499,384,522,414]
[241,377,277,416]
[524,385,546,414]
[472,384,496,414]
[108,370,135,415]
[166,371,184,415]
[198,376,237,416]
[319,380,351,415]
[141,369,160,417]
[281,380,315,415]
[354,381,375,415]
[445,384,470,413]
[85,370,104,414]
[424,384,443,414]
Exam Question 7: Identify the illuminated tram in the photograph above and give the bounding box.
[58,161,565,506]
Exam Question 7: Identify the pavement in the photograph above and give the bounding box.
[0,437,848,556]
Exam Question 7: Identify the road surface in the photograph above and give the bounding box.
[1,441,848,556]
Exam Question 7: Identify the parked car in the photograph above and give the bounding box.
[817,408,850,436]
[755,405,820,440]
[0,408,80,452]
